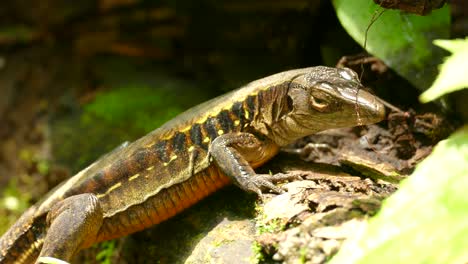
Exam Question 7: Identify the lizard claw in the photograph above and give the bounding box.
[250,172,306,195]
[245,174,291,195]
[269,172,304,182]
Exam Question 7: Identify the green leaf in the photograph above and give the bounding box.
[419,38,468,102]
[330,127,468,264]
[332,0,450,90]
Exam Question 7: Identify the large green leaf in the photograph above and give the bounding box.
[330,126,468,264]
[420,38,468,102]
[332,0,450,90]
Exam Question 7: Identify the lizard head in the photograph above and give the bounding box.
[279,66,385,140]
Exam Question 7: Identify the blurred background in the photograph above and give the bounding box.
[0,0,364,195]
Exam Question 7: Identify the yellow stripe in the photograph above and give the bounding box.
[159,88,268,140]
[129,173,140,181]
[158,77,293,141]
[97,182,122,198]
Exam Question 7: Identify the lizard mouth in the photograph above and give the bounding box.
[345,88,386,125]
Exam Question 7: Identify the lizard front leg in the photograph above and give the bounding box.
[37,193,103,263]
[210,132,286,196]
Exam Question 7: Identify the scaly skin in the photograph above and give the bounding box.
[0,66,385,263]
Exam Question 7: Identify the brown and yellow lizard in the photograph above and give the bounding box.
[0,66,385,263]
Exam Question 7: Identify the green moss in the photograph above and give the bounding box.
[54,85,197,171]
[255,200,286,247]
[251,241,266,263]
[95,240,116,264]
[299,247,308,264]
[83,86,183,133]
[256,216,286,235]
[212,237,234,248]
[252,201,287,263]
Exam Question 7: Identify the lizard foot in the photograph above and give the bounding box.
[247,172,304,197]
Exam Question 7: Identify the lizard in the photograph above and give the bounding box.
[0,66,385,263]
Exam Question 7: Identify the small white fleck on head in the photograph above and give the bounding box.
[339,69,354,81]
[320,82,334,90]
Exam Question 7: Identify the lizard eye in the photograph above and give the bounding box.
[310,93,331,112]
